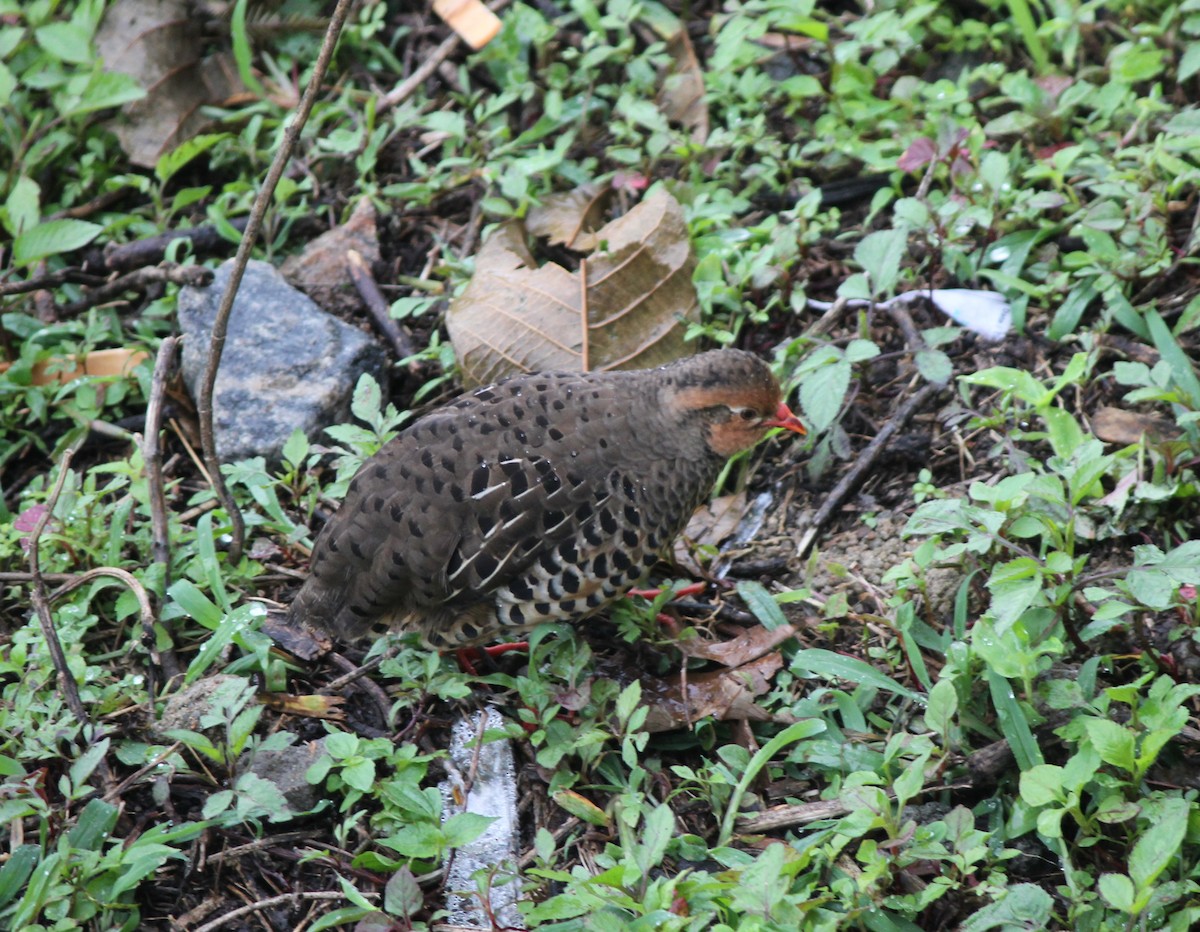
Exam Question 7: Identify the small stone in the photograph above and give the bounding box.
[178,258,386,462]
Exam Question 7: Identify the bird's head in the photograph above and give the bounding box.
[664,350,807,457]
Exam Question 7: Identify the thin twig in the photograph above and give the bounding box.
[379,31,462,113]
[579,258,590,371]
[346,249,417,359]
[378,0,512,113]
[47,566,172,687]
[60,264,213,316]
[144,337,180,587]
[190,891,365,932]
[197,0,356,566]
[0,269,106,297]
[795,382,942,558]
[27,446,117,791]
[100,217,250,272]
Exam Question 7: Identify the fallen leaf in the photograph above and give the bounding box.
[447,190,699,387]
[281,198,380,314]
[673,492,748,575]
[678,623,798,666]
[658,29,709,143]
[641,653,787,732]
[96,0,244,168]
[259,692,345,721]
[1091,405,1180,445]
[525,184,611,251]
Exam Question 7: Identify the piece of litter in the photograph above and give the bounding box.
[433,0,503,50]
[439,706,524,930]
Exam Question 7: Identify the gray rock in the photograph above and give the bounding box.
[178,259,386,462]
[243,738,327,812]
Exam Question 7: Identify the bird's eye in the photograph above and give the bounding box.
[736,407,758,422]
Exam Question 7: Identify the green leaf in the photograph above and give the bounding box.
[230,0,267,97]
[985,558,1043,634]
[1018,764,1065,807]
[718,719,825,845]
[925,679,957,739]
[443,811,495,848]
[634,804,675,878]
[961,366,1046,405]
[4,175,40,237]
[12,219,103,265]
[35,22,92,64]
[853,228,908,296]
[0,846,40,908]
[1099,872,1136,913]
[987,669,1043,769]
[799,359,850,434]
[342,758,376,792]
[156,133,229,185]
[1129,797,1189,891]
[736,580,790,630]
[552,789,610,827]
[959,882,1052,932]
[58,69,145,117]
[915,348,953,385]
[1083,718,1135,774]
[1146,308,1200,409]
[791,649,921,701]
[615,680,641,726]
[68,798,120,851]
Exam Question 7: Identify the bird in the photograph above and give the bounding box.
[289,349,806,649]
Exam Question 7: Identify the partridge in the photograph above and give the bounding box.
[290,349,805,648]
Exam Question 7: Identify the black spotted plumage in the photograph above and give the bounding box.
[289,349,805,648]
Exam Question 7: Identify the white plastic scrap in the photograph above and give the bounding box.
[439,706,524,930]
[808,288,1012,341]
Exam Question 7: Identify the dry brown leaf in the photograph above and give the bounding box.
[642,653,786,732]
[280,198,380,314]
[678,622,798,667]
[96,0,244,168]
[259,692,346,721]
[658,29,709,143]
[672,492,748,574]
[1091,405,1180,445]
[447,190,699,387]
[525,185,611,251]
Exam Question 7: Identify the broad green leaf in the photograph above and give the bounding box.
[1098,872,1135,913]
[736,580,789,630]
[959,883,1052,932]
[35,22,92,64]
[12,219,103,265]
[443,811,495,848]
[384,866,424,919]
[853,228,908,296]
[915,348,953,385]
[68,798,120,851]
[4,175,40,237]
[634,804,674,878]
[791,649,920,701]
[0,846,39,908]
[1083,718,1135,774]
[799,359,850,433]
[961,366,1046,405]
[925,679,958,739]
[1129,797,1189,891]
[1019,764,1065,807]
[156,133,229,184]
